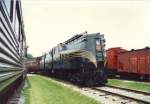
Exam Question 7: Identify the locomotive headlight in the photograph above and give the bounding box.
[96,40,101,51]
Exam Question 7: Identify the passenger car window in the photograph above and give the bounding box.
[15,12,20,38]
[3,0,12,16]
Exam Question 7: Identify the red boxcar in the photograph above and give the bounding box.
[117,48,150,77]
[106,47,127,73]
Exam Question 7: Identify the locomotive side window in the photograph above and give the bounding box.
[62,44,66,50]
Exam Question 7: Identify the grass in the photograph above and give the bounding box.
[22,75,100,104]
[107,79,150,92]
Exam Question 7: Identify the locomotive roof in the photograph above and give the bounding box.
[64,32,102,44]
[64,34,83,44]
[48,32,103,53]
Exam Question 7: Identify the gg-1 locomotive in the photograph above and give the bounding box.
[40,32,107,85]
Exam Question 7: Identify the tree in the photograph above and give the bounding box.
[27,53,33,59]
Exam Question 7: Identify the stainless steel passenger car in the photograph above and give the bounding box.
[40,32,107,86]
[0,0,27,103]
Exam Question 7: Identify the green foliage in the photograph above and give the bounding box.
[107,79,150,92]
[22,75,100,104]
[27,53,33,59]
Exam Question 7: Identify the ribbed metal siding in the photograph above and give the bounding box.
[0,0,26,93]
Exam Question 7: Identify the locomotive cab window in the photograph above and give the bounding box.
[96,40,100,45]
[96,39,101,52]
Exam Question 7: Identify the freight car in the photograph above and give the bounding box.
[0,0,27,103]
[106,47,150,79]
[106,47,127,76]
[40,32,107,86]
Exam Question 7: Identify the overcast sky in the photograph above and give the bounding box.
[22,0,150,57]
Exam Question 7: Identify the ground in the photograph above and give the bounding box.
[22,74,100,104]
[107,78,150,92]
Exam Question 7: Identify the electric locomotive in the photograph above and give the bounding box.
[40,32,107,85]
[0,0,27,103]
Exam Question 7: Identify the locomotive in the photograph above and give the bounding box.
[40,32,107,86]
[0,0,27,103]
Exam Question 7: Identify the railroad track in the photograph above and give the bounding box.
[92,85,150,104]
[105,85,150,95]
[44,76,144,104]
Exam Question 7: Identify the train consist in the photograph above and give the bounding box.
[37,32,107,85]
[106,47,150,79]
[0,0,27,103]
[26,57,41,73]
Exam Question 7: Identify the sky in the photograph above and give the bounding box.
[22,0,150,57]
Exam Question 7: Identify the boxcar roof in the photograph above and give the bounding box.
[119,47,150,54]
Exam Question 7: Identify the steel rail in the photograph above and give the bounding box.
[105,85,150,96]
[92,86,150,104]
